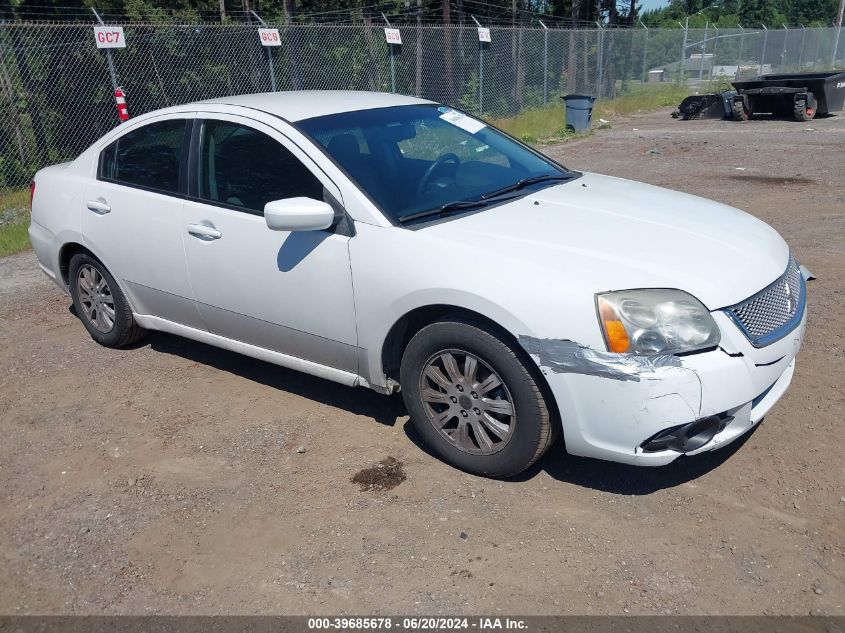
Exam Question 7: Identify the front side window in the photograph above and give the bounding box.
[296,104,572,224]
[197,120,323,214]
[99,119,186,194]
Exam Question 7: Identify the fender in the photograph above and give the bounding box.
[362,287,535,391]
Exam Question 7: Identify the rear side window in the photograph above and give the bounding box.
[99,119,186,194]
[197,120,323,214]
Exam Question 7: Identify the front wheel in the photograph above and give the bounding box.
[400,319,556,477]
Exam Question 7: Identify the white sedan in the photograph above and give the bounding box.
[29,90,808,477]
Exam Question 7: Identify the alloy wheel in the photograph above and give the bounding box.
[418,349,515,455]
[76,264,115,333]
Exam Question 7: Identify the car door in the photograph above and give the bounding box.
[82,113,203,329]
[181,114,358,373]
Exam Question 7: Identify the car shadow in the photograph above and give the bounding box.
[276,230,330,272]
[520,426,757,494]
[145,331,406,428]
[124,327,753,494]
[403,419,758,495]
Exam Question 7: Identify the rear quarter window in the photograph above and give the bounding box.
[99,119,187,194]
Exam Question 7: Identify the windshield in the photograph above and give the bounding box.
[295,104,572,224]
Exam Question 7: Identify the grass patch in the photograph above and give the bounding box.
[594,84,691,119]
[488,105,575,145]
[489,84,690,146]
[0,219,30,258]
[0,188,31,258]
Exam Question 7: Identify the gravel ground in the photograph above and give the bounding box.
[1,109,843,616]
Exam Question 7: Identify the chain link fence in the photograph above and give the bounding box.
[1,20,843,193]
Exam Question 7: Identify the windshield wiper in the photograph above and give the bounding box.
[397,198,492,224]
[481,173,571,200]
[396,173,573,225]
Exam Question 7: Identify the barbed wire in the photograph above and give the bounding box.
[0,1,833,28]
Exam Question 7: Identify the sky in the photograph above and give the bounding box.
[639,0,670,11]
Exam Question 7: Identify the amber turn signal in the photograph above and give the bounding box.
[598,297,631,353]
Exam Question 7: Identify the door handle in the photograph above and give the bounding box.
[86,200,111,214]
[187,223,222,240]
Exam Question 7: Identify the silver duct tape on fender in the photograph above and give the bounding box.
[518,335,682,383]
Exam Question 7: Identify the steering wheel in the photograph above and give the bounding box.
[416,153,460,198]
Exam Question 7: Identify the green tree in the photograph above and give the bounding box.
[641,0,840,27]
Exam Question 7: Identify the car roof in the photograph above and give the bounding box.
[198,90,435,122]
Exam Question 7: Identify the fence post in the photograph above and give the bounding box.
[471,15,484,115]
[835,0,845,67]
[415,0,422,97]
[698,22,708,79]
[711,25,718,71]
[479,31,484,115]
[679,21,688,84]
[382,13,396,93]
[736,25,744,79]
[595,22,603,98]
[798,24,805,69]
[759,24,768,75]
[542,23,549,104]
[251,11,277,92]
[91,8,119,93]
[539,19,548,104]
[640,19,649,84]
[781,24,788,72]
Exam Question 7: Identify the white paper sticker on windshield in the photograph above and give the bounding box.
[439,109,486,134]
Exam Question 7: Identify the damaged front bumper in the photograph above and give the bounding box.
[520,309,807,466]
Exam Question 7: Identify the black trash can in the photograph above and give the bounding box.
[562,94,596,132]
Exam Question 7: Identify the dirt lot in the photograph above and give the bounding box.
[1,109,843,616]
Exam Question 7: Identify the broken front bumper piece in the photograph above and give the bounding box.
[519,308,806,466]
[639,414,732,453]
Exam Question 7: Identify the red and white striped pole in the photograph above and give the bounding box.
[114,87,130,122]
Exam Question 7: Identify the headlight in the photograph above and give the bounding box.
[596,289,720,355]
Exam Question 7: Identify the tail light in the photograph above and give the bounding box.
[30,180,36,211]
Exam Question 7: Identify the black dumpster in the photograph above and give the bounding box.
[730,71,845,121]
[676,91,737,120]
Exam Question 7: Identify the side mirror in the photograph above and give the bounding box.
[264,197,335,232]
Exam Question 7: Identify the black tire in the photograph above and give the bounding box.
[732,97,751,121]
[794,94,817,122]
[68,253,146,348]
[400,318,556,478]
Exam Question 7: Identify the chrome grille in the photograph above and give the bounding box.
[724,256,804,347]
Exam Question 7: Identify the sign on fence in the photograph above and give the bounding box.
[384,28,402,45]
[477,27,491,43]
[258,28,281,47]
[93,26,126,49]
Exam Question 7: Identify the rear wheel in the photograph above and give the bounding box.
[400,318,556,477]
[69,253,146,348]
[794,93,817,122]
[732,97,752,121]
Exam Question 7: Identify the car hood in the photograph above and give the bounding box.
[423,172,789,309]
